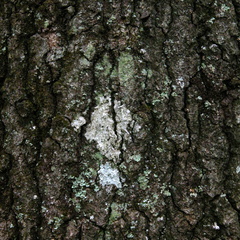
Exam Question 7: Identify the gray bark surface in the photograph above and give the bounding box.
[0,0,240,239]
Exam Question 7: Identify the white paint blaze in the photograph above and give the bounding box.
[98,163,122,188]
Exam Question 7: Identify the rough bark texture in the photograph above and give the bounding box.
[0,0,240,239]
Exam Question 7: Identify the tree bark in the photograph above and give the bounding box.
[0,0,240,239]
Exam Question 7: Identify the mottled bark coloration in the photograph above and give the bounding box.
[0,0,240,239]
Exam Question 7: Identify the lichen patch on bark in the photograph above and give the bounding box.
[85,95,135,161]
[98,163,122,189]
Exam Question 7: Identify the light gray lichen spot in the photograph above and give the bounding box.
[212,222,220,230]
[236,115,240,124]
[236,166,240,174]
[130,154,142,162]
[176,77,185,88]
[85,95,135,160]
[98,163,122,188]
[71,116,86,132]
[114,100,132,141]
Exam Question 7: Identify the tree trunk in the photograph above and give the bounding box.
[1,0,240,239]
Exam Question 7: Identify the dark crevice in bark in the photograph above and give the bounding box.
[76,223,83,240]
[139,209,152,240]
[117,135,125,167]
[84,215,106,238]
[47,66,60,117]
[9,185,20,240]
[23,40,43,240]
[108,51,118,141]
[222,126,240,221]
[168,0,174,32]
[226,194,240,218]
[29,137,44,240]
[182,83,192,149]
[191,206,207,239]
[232,0,240,27]
[76,52,101,163]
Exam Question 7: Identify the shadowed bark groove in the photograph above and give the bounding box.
[0,0,240,239]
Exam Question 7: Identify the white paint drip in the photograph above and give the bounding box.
[98,163,122,188]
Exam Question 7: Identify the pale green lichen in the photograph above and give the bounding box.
[48,215,64,230]
[16,213,24,221]
[107,14,117,24]
[118,52,135,84]
[208,64,215,72]
[156,147,164,153]
[160,183,171,196]
[138,194,162,216]
[44,20,50,28]
[92,152,104,161]
[141,69,148,76]
[127,233,135,238]
[83,42,96,60]
[137,178,147,189]
[152,99,161,105]
[109,202,124,224]
[221,4,230,12]
[138,170,151,190]
[208,18,215,24]
[69,168,97,211]
[204,100,212,108]
[130,154,142,162]
[201,63,206,69]
[95,54,112,77]
[79,57,90,68]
